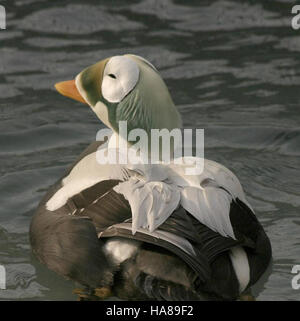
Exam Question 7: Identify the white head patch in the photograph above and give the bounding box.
[101,55,139,103]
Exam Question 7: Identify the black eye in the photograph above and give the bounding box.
[108,74,116,79]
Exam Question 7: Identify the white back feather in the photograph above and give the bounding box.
[114,179,180,234]
[180,186,234,239]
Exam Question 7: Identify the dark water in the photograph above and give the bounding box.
[0,0,299,300]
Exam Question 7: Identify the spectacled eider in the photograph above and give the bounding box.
[30,54,272,300]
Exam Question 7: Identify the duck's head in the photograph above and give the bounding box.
[55,54,182,138]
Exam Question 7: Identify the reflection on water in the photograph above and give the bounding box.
[0,0,299,300]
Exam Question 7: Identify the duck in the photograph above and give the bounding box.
[29,54,272,301]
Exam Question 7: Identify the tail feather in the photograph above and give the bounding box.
[134,272,205,301]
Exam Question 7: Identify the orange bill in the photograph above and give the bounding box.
[55,80,87,104]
